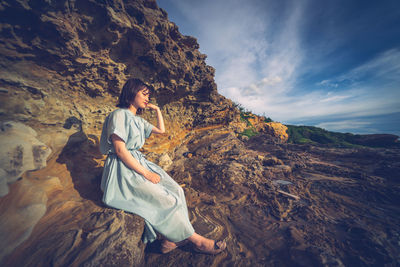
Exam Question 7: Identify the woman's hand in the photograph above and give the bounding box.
[144,170,161,184]
[146,103,166,134]
[146,103,159,110]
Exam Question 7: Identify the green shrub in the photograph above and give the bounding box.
[240,112,253,126]
[240,128,259,138]
[264,117,273,123]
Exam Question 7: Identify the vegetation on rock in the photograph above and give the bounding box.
[287,125,400,148]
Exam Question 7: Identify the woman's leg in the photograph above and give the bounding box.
[132,178,195,242]
[145,162,226,253]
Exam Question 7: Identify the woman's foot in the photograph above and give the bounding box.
[160,239,189,254]
[188,233,226,255]
[160,239,177,254]
[193,240,227,255]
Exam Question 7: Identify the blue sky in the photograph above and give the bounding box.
[158,0,400,135]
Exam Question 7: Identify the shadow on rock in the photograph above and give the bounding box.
[57,130,105,206]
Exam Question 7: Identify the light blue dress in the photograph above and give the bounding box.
[99,108,195,243]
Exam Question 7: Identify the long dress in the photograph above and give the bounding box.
[99,108,195,243]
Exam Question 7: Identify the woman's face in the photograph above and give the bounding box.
[132,88,150,109]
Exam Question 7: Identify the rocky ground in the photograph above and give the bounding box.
[143,127,400,266]
[2,122,399,266]
[1,0,399,266]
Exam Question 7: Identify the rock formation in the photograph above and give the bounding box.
[0,0,399,266]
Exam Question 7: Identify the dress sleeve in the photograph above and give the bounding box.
[106,110,127,144]
[142,118,154,139]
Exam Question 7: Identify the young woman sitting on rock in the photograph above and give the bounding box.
[99,78,226,254]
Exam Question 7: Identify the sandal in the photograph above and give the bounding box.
[161,239,189,254]
[193,240,227,255]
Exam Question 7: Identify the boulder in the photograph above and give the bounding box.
[266,122,289,142]
[0,121,51,197]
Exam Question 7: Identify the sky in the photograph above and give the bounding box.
[157,0,400,136]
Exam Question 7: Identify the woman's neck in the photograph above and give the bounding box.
[128,104,137,115]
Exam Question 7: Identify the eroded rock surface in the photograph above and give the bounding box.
[0,0,399,266]
[0,121,51,196]
[145,128,400,266]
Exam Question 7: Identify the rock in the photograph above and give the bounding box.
[0,177,60,262]
[247,114,268,131]
[266,122,289,142]
[0,169,7,196]
[272,179,293,186]
[348,134,400,148]
[3,209,145,267]
[239,134,250,142]
[263,156,284,166]
[0,121,51,197]
[256,155,265,161]
[231,113,289,143]
[0,1,235,263]
[157,152,172,170]
[0,0,399,266]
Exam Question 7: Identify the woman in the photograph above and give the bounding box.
[99,78,226,254]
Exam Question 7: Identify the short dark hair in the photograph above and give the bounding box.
[116,78,153,113]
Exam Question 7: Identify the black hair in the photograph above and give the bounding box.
[116,78,153,114]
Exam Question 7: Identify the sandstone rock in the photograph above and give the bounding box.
[0,121,51,197]
[0,169,7,196]
[247,113,268,131]
[3,208,145,267]
[262,156,284,166]
[0,0,399,266]
[239,134,250,142]
[0,177,61,262]
[231,113,289,142]
[1,0,233,261]
[266,122,289,142]
[157,152,173,171]
[270,164,292,174]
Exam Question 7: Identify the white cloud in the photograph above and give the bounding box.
[162,0,400,134]
[346,49,400,81]
[313,119,394,135]
[261,76,282,86]
[319,92,351,103]
[320,49,400,88]
[166,0,303,92]
[316,120,372,132]
[317,80,339,88]
[230,49,400,123]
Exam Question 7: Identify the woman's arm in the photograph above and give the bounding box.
[111,134,160,184]
[146,104,165,134]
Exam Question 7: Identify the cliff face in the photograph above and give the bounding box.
[0,0,236,265]
[1,0,399,266]
[0,0,236,131]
